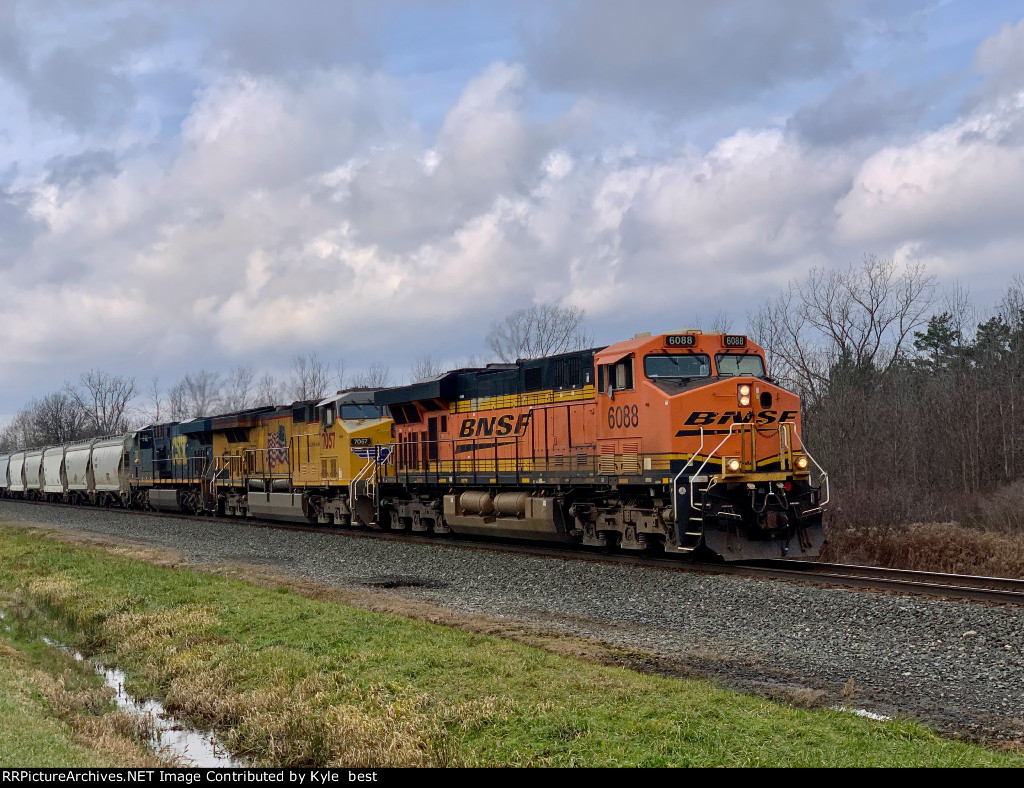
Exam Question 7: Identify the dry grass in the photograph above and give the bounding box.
[157,663,456,767]
[763,686,827,709]
[823,521,1024,578]
[27,665,166,766]
[822,479,1024,578]
[101,608,459,767]
[969,480,1024,532]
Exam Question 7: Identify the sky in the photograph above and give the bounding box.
[3,0,1024,417]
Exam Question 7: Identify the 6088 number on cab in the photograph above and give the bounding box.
[608,405,639,429]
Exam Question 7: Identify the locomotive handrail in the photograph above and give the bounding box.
[688,423,742,511]
[348,451,380,514]
[671,427,704,525]
[779,421,830,508]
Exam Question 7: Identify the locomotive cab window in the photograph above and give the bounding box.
[339,403,385,419]
[601,357,634,393]
[644,354,710,380]
[320,406,335,430]
[715,354,766,378]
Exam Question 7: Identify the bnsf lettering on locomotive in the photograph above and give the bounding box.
[459,412,530,438]
[717,411,753,425]
[685,409,798,426]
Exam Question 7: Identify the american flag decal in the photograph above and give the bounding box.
[268,425,288,468]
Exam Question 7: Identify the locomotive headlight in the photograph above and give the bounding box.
[725,458,741,473]
[738,384,751,407]
[794,455,809,470]
[739,395,751,407]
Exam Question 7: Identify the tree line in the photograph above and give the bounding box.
[752,255,1024,531]
[0,354,387,452]
[0,304,593,452]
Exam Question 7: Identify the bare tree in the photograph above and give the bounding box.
[221,365,255,412]
[410,355,445,382]
[749,254,936,399]
[942,282,977,347]
[253,372,282,407]
[0,409,35,452]
[288,352,331,401]
[334,359,346,392]
[688,309,733,333]
[146,376,163,423]
[0,418,14,452]
[352,362,392,388]
[65,369,138,435]
[168,370,222,419]
[999,274,1024,331]
[166,381,188,421]
[33,392,89,445]
[486,303,593,362]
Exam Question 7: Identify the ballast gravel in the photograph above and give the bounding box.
[2,500,1022,743]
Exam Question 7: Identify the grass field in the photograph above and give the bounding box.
[0,627,160,767]
[0,638,115,767]
[0,522,1019,768]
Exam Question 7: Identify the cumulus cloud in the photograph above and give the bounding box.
[974,17,1024,99]
[787,72,930,146]
[835,15,1024,262]
[522,0,853,114]
[0,186,40,270]
[835,90,1024,256]
[0,4,167,131]
[200,0,381,74]
[3,3,1024,415]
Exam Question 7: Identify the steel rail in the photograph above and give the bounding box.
[3,498,1023,606]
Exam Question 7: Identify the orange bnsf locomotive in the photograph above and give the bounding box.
[372,330,827,560]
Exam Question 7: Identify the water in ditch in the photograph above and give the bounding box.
[0,610,243,767]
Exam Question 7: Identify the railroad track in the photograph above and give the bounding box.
[4,498,1024,606]
[741,560,1024,606]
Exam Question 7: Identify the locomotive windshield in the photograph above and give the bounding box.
[715,354,766,377]
[339,404,385,419]
[643,354,711,379]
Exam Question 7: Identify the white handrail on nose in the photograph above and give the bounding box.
[671,427,704,526]
[778,420,830,507]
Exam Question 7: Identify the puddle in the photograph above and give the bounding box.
[35,633,243,767]
[834,705,892,721]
